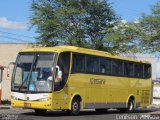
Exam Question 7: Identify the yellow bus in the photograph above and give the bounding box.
[9,46,152,115]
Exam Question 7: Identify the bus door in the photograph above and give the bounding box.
[54,52,70,108]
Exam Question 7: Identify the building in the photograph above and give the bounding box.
[0,43,32,100]
[0,65,4,103]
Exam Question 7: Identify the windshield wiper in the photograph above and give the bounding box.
[19,54,37,91]
[19,76,28,91]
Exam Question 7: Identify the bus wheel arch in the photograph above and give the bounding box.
[68,94,82,115]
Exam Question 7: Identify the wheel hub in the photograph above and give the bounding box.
[73,102,78,111]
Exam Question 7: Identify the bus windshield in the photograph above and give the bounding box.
[11,53,56,92]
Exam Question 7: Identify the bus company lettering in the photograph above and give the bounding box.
[90,78,106,84]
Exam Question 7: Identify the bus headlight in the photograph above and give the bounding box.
[11,96,19,100]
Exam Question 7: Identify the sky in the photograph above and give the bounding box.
[0,0,36,43]
[0,0,159,43]
[109,0,159,21]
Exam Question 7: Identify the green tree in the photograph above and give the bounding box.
[104,20,142,54]
[31,0,144,54]
[139,2,160,52]
[30,0,119,49]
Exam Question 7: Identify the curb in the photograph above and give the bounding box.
[147,105,160,109]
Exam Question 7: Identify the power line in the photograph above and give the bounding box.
[0,35,35,43]
[0,30,35,39]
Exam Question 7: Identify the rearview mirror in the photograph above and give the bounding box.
[56,65,62,81]
[0,66,4,82]
[7,62,15,77]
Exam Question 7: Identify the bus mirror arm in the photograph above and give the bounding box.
[7,62,15,77]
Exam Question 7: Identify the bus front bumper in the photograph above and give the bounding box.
[11,99,53,110]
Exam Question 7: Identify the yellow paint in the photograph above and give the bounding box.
[11,99,53,110]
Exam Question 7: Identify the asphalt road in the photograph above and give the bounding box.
[0,108,160,120]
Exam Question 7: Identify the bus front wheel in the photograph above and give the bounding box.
[34,109,47,115]
[69,98,81,115]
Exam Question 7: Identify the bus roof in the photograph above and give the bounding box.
[20,45,151,64]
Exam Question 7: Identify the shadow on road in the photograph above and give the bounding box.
[21,108,158,117]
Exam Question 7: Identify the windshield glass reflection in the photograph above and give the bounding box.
[12,53,55,92]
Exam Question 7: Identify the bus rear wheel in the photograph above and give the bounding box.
[69,98,81,116]
[119,99,135,113]
[34,109,47,115]
[127,99,135,112]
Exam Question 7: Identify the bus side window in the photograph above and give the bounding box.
[72,54,85,73]
[144,64,151,79]
[112,60,123,76]
[100,58,111,74]
[134,64,143,78]
[124,62,134,77]
[86,56,99,73]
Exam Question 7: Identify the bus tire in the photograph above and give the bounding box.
[119,98,135,113]
[127,99,135,112]
[69,98,81,116]
[34,109,47,115]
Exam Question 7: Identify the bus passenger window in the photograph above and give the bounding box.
[72,54,85,73]
[144,64,151,78]
[112,60,123,76]
[134,64,143,78]
[101,65,105,73]
[86,56,99,73]
[100,58,111,74]
[124,62,134,77]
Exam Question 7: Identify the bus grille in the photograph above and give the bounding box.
[141,90,150,104]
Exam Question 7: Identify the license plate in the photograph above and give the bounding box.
[24,103,31,107]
